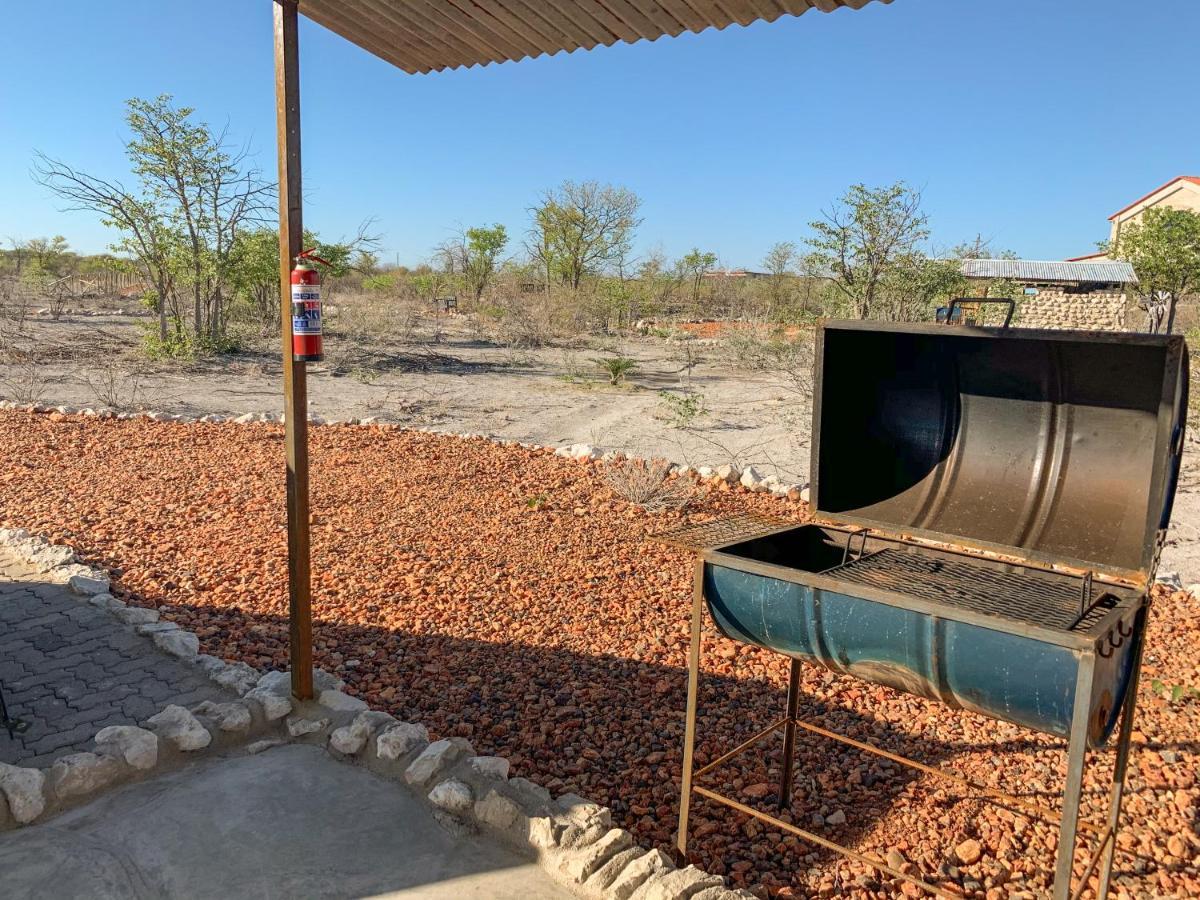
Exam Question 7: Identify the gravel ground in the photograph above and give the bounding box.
[0,410,1196,899]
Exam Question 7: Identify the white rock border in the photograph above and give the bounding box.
[0,404,788,898]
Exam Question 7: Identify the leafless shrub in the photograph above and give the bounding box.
[602,458,695,512]
[85,360,147,410]
[1,347,48,405]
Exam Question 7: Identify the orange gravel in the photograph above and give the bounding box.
[0,410,1196,899]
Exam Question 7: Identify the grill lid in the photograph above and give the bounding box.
[811,321,1188,584]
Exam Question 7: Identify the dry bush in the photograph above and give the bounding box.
[602,458,694,512]
[0,347,47,405]
[85,360,147,410]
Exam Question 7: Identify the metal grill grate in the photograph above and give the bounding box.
[828,548,1117,633]
[651,514,792,552]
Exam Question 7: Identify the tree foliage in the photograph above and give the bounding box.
[35,94,272,354]
[1106,207,1200,333]
[528,180,641,290]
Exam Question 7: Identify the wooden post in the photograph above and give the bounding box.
[274,0,314,701]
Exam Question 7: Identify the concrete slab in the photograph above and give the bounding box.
[0,744,571,899]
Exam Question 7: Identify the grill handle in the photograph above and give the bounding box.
[944,297,1015,328]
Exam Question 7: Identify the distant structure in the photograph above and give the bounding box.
[702,268,770,280]
[1070,175,1200,262]
[961,258,1137,331]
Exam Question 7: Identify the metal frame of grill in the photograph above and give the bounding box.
[669,523,1147,900]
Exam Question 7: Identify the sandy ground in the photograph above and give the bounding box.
[4,307,1199,580]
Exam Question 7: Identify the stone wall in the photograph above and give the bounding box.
[1012,288,1128,331]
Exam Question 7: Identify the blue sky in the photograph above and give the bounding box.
[2,0,1196,267]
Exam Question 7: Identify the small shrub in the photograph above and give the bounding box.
[658,390,707,428]
[86,362,147,411]
[0,348,47,405]
[602,458,694,512]
[592,356,638,385]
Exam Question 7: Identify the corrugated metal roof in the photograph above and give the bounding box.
[960,258,1138,284]
[299,0,889,74]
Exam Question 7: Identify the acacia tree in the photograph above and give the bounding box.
[1106,207,1200,334]
[804,182,929,319]
[446,224,507,303]
[36,95,271,351]
[527,180,641,290]
[676,248,718,313]
[762,240,797,312]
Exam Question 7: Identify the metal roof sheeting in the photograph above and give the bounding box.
[961,259,1138,285]
[298,0,889,74]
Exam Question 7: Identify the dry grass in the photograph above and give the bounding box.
[601,457,694,512]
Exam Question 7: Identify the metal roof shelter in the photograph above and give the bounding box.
[961,258,1138,285]
[271,0,890,699]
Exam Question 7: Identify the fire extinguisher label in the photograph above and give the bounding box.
[291,286,321,335]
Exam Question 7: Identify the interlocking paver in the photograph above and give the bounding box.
[0,546,236,766]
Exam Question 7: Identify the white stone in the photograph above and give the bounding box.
[800,485,811,503]
[68,574,109,595]
[153,629,200,658]
[629,865,723,900]
[474,789,521,829]
[560,828,634,883]
[286,716,329,737]
[95,726,158,770]
[1187,583,1200,597]
[468,756,510,780]
[428,779,474,815]
[405,738,470,786]
[244,687,292,721]
[714,464,739,483]
[826,808,847,825]
[233,413,257,424]
[0,763,46,823]
[585,848,644,892]
[49,751,123,799]
[114,606,159,625]
[375,722,429,761]
[136,621,178,635]
[88,593,122,610]
[696,466,714,479]
[210,661,259,694]
[556,793,611,828]
[147,704,212,751]
[246,739,284,755]
[739,466,764,489]
[192,701,253,733]
[608,849,674,900]
[329,720,371,755]
[318,689,368,712]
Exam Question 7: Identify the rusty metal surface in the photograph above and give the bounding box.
[650,514,791,552]
[810,322,1188,583]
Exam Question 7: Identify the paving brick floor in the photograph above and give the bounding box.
[0,547,234,767]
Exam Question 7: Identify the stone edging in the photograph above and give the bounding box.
[0,525,752,900]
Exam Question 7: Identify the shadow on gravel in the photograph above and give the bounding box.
[147,596,1165,893]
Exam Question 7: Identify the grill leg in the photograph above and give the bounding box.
[1097,609,1148,899]
[676,560,706,862]
[779,658,801,811]
[1053,653,1096,900]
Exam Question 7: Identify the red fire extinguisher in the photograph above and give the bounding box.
[291,249,329,362]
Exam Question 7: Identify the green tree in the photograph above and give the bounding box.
[804,182,929,320]
[452,224,508,303]
[527,180,641,290]
[36,94,271,352]
[1105,207,1200,334]
[677,248,718,311]
[762,240,796,311]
